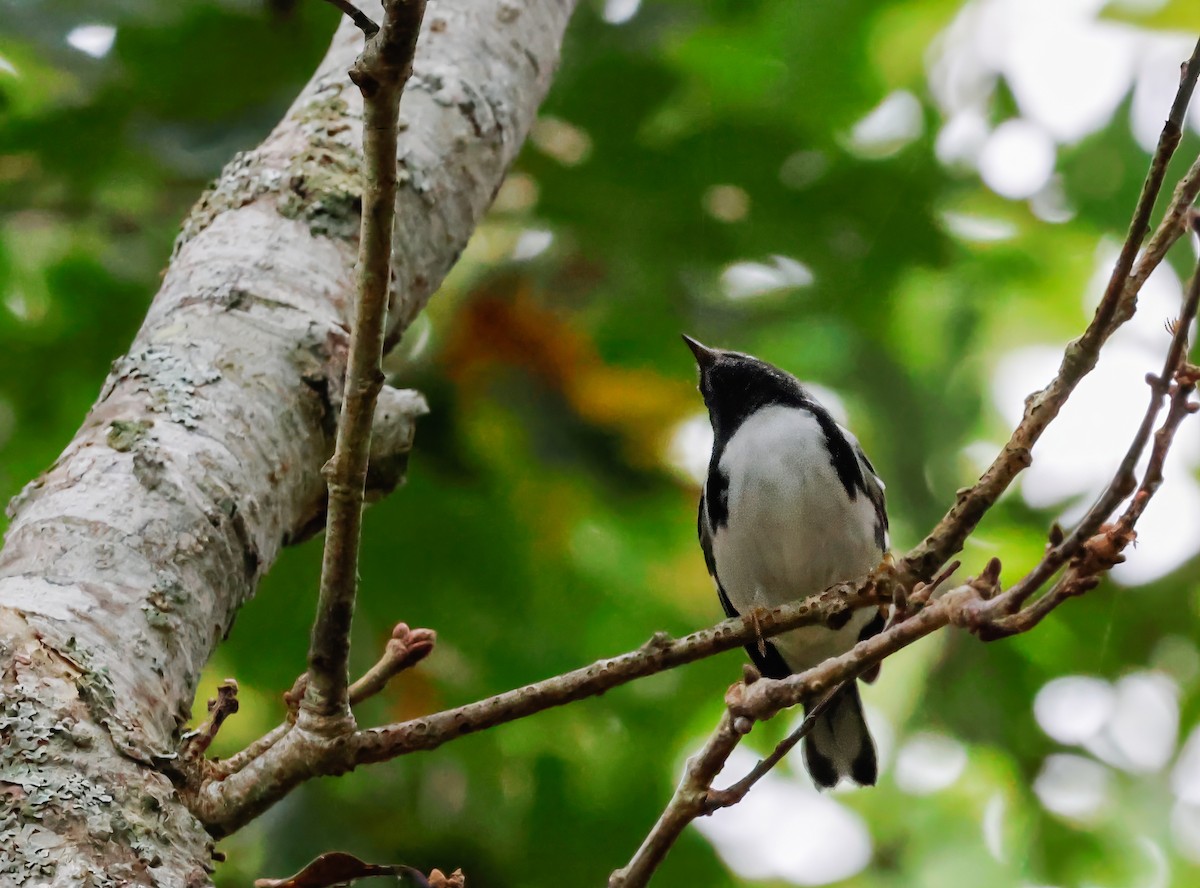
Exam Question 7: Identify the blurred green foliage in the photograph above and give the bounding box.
[3,1,1200,887]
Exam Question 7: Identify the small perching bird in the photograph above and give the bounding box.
[685,335,888,788]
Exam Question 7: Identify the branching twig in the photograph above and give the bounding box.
[208,624,434,780]
[304,0,428,727]
[897,36,1200,589]
[607,712,744,888]
[994,217,1200,620]
[188,582,888,833]
[179,680,240,761]
[703,676,846,812]
[987,370,1199,638]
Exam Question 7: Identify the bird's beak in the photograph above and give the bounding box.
[681,334,719,371]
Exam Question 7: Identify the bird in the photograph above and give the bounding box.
[684,334,888,788]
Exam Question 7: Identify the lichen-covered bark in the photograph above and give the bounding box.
[0,1,574,884]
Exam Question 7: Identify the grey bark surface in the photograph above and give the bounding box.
[0,1,574,884]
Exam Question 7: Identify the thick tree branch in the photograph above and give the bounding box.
[304,0,427,729]
[0,1,576,882]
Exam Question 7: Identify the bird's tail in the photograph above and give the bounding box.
[802,683,877,789]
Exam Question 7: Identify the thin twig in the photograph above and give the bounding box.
[998,225,1200,615]
[1123,154,1200,320]
[607,711,744,888]
[898,36,1200,589]
[303,0,428,727]
[989,367,1199,638]
[319,0,380,38]
[188,588,884,834]
[348,623,437,703]
[179,680,240,761]
[703,679,845,812]
[609,563,1004,888]
[209,625,434,778]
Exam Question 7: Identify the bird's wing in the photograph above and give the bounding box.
[699,492,792,680]
[697,491,719,580]
[853,443,889,552]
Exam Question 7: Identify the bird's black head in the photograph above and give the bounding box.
[682,335,810,440]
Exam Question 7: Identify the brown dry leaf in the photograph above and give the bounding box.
[444,282,694,467]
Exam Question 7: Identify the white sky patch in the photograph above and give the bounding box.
[1083,672,1179,773]
[1034,675,1114,746]
[1171,801,1200,864]
[846,90,924,159]
[990,247,1200,584]
[602,0,641,25]
[696,746,872,885]
[1002,12,1134,144]
[936,108,990,167]
[0,53,17,77]
[928,0,1200,206]
[1029,175,1076,224]
[979,118,1056,199]
[1033,753,1112,822]
[941,211,1017,243]
[1131,34,1200,151]
[983,794,1007,861]
[510,228,553,261]
[666,413,712,486]
[1171,726,1200,806]
[720,255,814,299]
[894,732,968,795]
[66,24,116,59]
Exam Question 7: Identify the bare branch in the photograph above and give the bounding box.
[607,712,744,888]
[703,678,845,812]
[186,584,886,834]
[988,371,1199,638]
[610,661,883,888]
[997,234,1200,616]
[348,622,437,704]
[179,680,241,762]
[897,36,1200,589]
[304,0,429,728]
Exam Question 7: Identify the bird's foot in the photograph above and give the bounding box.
[749,606,771,657]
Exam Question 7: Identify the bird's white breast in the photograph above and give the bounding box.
[709,405,882,671]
